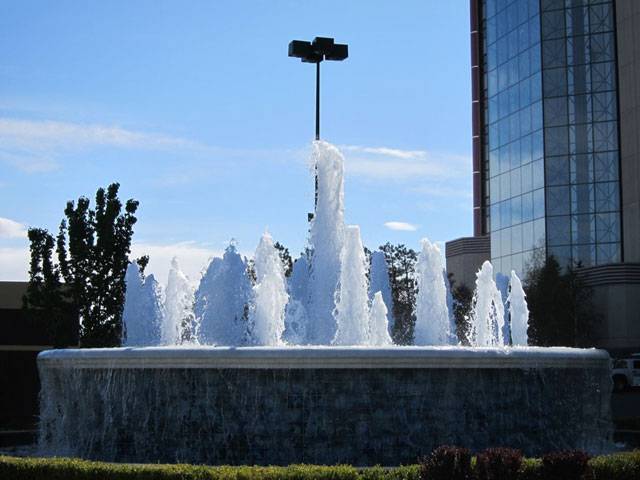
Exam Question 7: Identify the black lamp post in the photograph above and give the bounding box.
[288,37,348,141]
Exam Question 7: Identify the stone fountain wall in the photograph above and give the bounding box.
[37,347,613,465]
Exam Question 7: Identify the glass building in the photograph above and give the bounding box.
[451,0,640,350]
[474,0,623,276]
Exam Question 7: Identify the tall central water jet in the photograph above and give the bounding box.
[306,141,345,344]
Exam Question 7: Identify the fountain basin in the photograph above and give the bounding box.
[38,346,612,465]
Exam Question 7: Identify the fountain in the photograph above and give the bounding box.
[163,257,195,345]
[121,262,163,347]
[414,238,451,346]
[37,141,613,465]
[249,232,288,346]
[369,250,394,335]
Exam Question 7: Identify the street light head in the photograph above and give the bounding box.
[324,43,348,61]
[312,37,335,54]
[288,40,312,59]
[301,52,323,63]
[289,37,348,63]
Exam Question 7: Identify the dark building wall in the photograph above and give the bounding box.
[471,0,486,236]
[577,263,640,353]
[0,281,77,434]
[617,0,640,262]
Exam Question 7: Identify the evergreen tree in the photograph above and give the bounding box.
[274,241,293,277]
[525,255,598,347]
[25,183,140,347]
[448,273,473,346]
[379,242,418,344]
[23,229,76,347]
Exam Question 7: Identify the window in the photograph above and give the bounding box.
[594,152,618,182]
[541,9,565,40]
[544,68,567,97]
[545,126,569,156]
[547,216,571,246]
[548,186,571,216]
[591,62,616,92]
[593,121,618,152]
[543,39,566,68]
[596,242,620,264]
[589,4,613,33]
[592,91,616,122]
[595,182,619,212]
[596,213,620,243]
[590,33,615,63]
[571,183,595,215]
[546,155,570,186]
[546,97,568,127]
[572,214,596,245]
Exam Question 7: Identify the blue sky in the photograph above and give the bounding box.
[0,0,472,283]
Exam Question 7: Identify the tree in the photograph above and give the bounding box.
[379,242,418,344]
[22,229,76,347]
[525,255,599,347]
[25,183,140,347]
[274,241,293,277]
[448,273,473,346]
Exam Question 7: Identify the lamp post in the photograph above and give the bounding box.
[288,37,348,141]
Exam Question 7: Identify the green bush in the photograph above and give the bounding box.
[591,451,640,480]
[1,451,639,480]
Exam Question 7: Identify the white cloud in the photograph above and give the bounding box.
[0,246,29,280]
[0,217,27,238]
[384,221,418,232]
[339,144,469,182]
[341,145,428,160]
[0,118,203,151]
[0,118,206,174]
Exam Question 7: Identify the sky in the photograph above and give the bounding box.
[0,0,472,284]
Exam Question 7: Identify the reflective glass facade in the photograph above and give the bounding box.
[483,0,546,276]
[479,0,622,276]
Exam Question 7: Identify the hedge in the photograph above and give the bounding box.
[0,451,638,480]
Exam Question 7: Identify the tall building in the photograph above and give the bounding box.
[447,0,640,352]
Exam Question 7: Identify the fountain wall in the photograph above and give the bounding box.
[38,346,612,465]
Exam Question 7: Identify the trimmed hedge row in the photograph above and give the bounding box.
[0,451,638,480]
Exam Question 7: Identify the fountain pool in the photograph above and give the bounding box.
[38,346,612,465]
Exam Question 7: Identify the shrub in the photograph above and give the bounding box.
[2,450,640,480]
[591,451,640,480]
[360,465,420,480]
[419,446,472,480]
[541,450,591,480]
[475,448,523,480]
